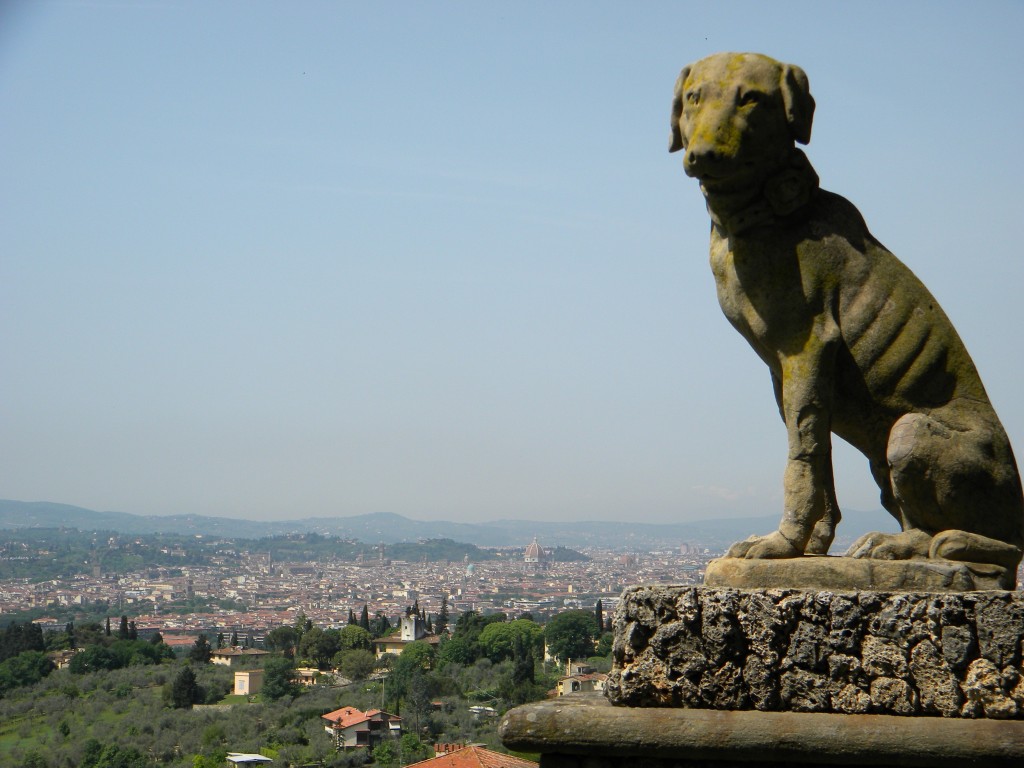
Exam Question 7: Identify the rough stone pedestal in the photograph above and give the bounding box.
[607,585,1024,718]
[499,585,1024,766]
[499,693,1024,767]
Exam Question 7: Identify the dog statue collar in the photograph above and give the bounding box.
[706,150,820,236]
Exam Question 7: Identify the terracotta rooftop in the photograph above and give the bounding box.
[405,745,536,768]
[321,707,400,729]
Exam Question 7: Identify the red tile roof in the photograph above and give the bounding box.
[405,745,536,768]
[321,707,400,729]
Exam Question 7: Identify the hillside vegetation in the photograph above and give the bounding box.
[0,607,610,767]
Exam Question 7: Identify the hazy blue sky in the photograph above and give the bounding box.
[2,1,1022,525]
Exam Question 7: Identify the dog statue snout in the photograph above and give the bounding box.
[683,147,716,178]
[683,141,732,180]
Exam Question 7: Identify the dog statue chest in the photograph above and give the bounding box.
[709,227,813,355]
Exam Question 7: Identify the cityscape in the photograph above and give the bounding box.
[0,529,710,647]
[0,516,714,767]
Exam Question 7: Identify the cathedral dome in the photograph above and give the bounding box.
[524,537,544,563]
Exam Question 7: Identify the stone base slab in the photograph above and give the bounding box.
[499,694,1024,767]
[606,585,1024,718]
[704,555,1013,591]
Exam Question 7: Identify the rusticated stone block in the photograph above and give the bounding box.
[607,585,1024,718]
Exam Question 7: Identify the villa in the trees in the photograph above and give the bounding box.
[321,706,401,749]
[210,647,270,667]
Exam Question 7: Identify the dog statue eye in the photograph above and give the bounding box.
[686,90,700,106]
[739,91,763,106]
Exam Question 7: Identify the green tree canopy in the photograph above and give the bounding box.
[264,625,298,657]
[447,610,507,663]
[84,742,147,768]
[76,622,106,648]
[261,655,299,700]
[297,626,340,669]
[372,740,398,767]
[478,618,543,663]
[398,640,436,670]
[0,621,45,662]
[544,610,599,663]
[336,649,375,681]
[389,641,437,707]
[69,644,117,674]
[437,635,475,667]
[338,624,373,652]
[0,650,54,695]
[399,734,432,764]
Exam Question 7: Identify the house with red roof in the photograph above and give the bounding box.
[321,706,401,749]
[406,745,537,767]
[555,671,608,697]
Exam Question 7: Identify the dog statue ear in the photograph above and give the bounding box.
[669,66,691,153]
[781,64,815,145]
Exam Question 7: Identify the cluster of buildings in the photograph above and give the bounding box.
[2,538,711,644]
[0,536,714,767]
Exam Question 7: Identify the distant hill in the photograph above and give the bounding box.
[0,499,896,551]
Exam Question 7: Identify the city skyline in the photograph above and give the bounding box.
[3,2,1022,524]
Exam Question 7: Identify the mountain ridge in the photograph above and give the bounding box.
[0,499,896,550]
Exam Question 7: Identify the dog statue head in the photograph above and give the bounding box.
[670,53,815,192]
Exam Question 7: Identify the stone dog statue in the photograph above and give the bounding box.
[671,52,1024,575]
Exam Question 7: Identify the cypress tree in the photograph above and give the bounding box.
[594,601,604,634]
[189,634,212,663]
[171,665,201,708]
[436,597,449,636]
[359,605,370,631]
[512,633,534,685]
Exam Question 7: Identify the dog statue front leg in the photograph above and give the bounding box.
[728,340,839,559]
[728,453,835,558]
